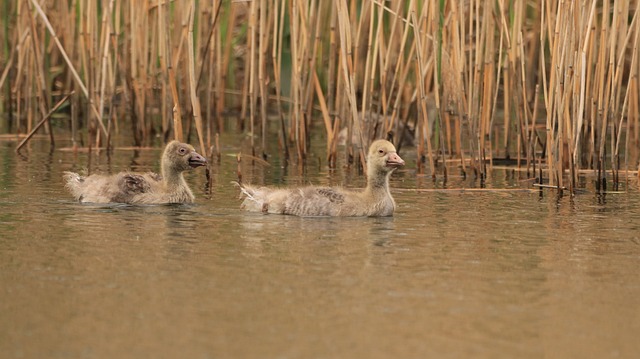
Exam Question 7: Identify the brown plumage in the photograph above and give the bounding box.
[236,139,405,217]
[64,141,207,204]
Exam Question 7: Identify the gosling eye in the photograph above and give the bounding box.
[178,147,188,155]
[378,149,385,155]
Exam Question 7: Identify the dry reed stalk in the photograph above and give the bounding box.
[157,0,169,139]
[218,1,237,127]
[214,132,221,164]
[488,0,509,171]
[129,0,148,145]
[517,32,534,176]
[212,5,222,134]
[187,1,206,156]
[352,0,368,90]
[436,1,461,174]
[258,0,268,155]
[24,57,31,136]
[542,0,563,189]
[9,3,29,137]
[208,9,218,149]
[368,2,385,138]
[288,0,301,161]
[97,0,116,150]
[313,71,334,158]
[572,0,597,173]
[287,0,317,162]
[272,0,289,159]
[305,0,323,137]
[336,0,366,170]
[239,5,250,129]
[447,0,468,174]
[167,4,190,143]
[192,3,222,151]
[327,3,338,114]
[236,152,242,183]
[358,0,375,126]
[301,0,313,157]
[477,0,493,179]
[247,0,257,153]
[596,0,613,190]
[304,1,321,159]
[108,0,123,140]
[409,7,435,176]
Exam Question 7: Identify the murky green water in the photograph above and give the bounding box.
[1,136,639,358]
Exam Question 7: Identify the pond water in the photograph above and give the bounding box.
[1,135,639,358]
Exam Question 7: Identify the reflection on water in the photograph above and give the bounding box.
[1,138,639,358]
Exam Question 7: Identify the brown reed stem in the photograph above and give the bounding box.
[187,1,206,156]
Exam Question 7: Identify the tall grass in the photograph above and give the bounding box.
[1,0,638,192]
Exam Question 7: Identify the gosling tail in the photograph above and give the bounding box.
[232,181,264,211]
[63,171,85,201]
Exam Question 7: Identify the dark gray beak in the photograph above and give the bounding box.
[188,152,207,168]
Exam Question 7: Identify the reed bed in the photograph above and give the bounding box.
[1,0,638,192]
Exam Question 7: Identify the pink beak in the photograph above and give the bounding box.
[386,152,405,167]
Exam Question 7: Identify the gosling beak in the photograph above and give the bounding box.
[386,152,405,168]
[188,152,208,168]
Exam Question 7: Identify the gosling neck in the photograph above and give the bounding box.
[161,163,187,189]
[365,167,392,193]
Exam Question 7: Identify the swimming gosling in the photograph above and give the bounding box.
[236,139,405,216]
[64,141,207,204]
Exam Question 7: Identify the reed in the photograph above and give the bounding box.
[1,0,638,192]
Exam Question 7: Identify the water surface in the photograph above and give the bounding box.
[1,137,639,358]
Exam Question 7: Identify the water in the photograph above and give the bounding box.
[1,137,639,359]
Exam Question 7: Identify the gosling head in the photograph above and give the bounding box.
[162,141,207,173]
[367,139,405,175]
